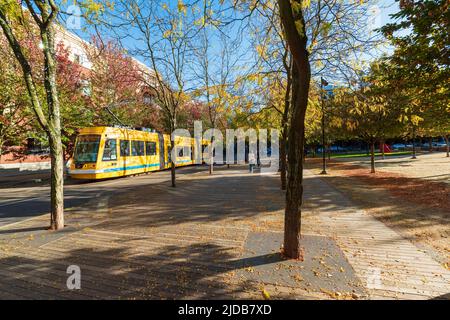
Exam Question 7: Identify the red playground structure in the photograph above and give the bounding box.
[381,143,392,153]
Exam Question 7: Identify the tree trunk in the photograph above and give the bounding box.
[280,129,287,190]
[170,138,176,187]
[171,160,176,187]
[280,49,292,191]
[284,62,308,260]
[320,101,327,174]
[428,137,433,152]
[279,0,311,260]
[1,3,64,230]
[445,135,449,158]
[381,140,385,160]
[40,12,64,230]
[48,132,64,230]
[209,136,214,174]
[370,141,375,173]
[170,133,176,187]
[170,117,177,187]
[280,79,290,190]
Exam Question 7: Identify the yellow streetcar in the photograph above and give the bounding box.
[68,126,196,180]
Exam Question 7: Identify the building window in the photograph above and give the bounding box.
[143,93,154,105]
[80,79,91,96]
[73,53,81,64]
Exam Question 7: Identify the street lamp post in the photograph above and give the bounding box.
[320,77,328,175]
[412,125,417,159]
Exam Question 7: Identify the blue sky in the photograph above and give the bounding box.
[64,0,401,55]
[378,0,400,27]
[61,0,402,87]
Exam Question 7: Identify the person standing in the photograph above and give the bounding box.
[248,151,256,173]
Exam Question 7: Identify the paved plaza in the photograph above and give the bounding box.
[0,165,448,299]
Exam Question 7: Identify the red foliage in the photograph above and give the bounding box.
[181,100,208,127]
[55,42,88,100]
[85,36,146,114]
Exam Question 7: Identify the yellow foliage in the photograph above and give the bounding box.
[177,0,187,15]
[302,0,311,8]
[256,44,268,60]
[295,20,304,35]
[262,288,270,300]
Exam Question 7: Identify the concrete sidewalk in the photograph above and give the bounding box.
[0,162,51,171]
[0,165,448,299]
[301,170,450,299]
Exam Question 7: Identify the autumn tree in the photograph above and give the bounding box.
[82,36,160,129]
[275,0,383,258]
[276,0,311,259]
[0,32,38,159]
[239,0,382,187]
[211,0,381,257]
[192,21,242,174]
[233,0,300,189]
[177,100,208,131]
[332,79,404,173]
[88,0,201,187]
[381,0,450,157]
[0,6,95,162]
[304,84,323,156]
[0,0,65,230]
[54,42,94,160]
[251,11,293,189]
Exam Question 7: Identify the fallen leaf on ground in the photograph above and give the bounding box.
[261,289,270,300]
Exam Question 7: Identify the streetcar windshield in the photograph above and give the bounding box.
[74,135,100,163]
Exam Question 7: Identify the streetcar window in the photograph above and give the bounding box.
[184,146,191,158]
[178,147,183,157]
[146,141,157,156]
[102,139,117,161]
[74,135,100,163]
[120,140,130,157]
[132,141,145,156]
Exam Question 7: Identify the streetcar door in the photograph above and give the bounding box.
[158,133,165,169]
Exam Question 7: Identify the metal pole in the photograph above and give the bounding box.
[320,79,327,175]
